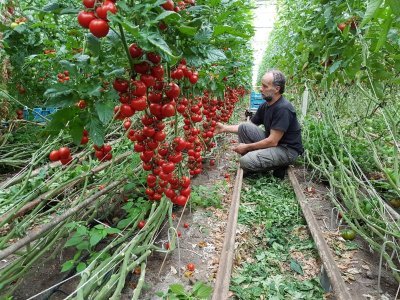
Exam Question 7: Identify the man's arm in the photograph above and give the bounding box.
[233,129,284,155]
[214,122,240,134]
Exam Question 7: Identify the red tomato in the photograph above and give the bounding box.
[187,263,195,271]
[49,150,60,161]
[161,103,175,118]
[96,1,117,20]
[131,96,147,111]
[147,52,161,64]
[123,120,131,130]
[169,152,182,163]
[134,143,145,152]
[162,162,175,174]
[161,0,174,10]
[148,92,162,103]
[120,104,134,117]
[180,187,191,197]
[134,62,150,74]
[58,147,71,159]
[165,82,180,99]
[151,65,164,80]
[60,156,73,165]
[89,19,109,38]
[77,100,87,109]
[80,136,89,145]
[138,220,146,229]
[165,189,176,199]
[103,144,112,153]
[174,195,187,206]
[154,131,166,142]
[77,11,96,28]
[140,74,156,88]
[129,43,143,58]
[189,74,198,84]
[149,103,162,118]
[143,126,155,137]
[183,222,189,228]
[113,78,129,92]
[131,80,147,97]
[171,69,184,80]
[83,0,95,8]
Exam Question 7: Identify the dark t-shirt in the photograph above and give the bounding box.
[251,96,304,154]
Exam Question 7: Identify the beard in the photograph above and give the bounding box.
[262,93,273,102]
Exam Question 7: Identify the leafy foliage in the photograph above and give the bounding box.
[231,175,324,299]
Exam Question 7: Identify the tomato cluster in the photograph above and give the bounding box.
[77,0,117,38]
[57,70,70,83]
[49,146,73,165]
[81,129,89,145]
[93,144,113,161]
[110,45,246,205]
[161,0,195,12]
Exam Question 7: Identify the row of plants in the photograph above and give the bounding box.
[0,0,255,298]
[259,0,399,284]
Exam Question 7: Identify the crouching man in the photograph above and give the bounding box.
[215,69,304,179]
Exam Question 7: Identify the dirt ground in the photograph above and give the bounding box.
[293,166,398,300]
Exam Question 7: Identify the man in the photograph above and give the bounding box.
[215,69,303,179]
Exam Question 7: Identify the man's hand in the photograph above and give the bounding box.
[233,143,249,155]
[214,122,225,135]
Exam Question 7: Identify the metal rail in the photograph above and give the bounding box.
[212,167,243,300]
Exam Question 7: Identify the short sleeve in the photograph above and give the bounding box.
[270,108,292,132]
[250,103,265,125]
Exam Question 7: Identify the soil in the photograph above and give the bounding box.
[293,166,398,300]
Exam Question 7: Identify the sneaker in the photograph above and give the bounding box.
[272,167,287,179]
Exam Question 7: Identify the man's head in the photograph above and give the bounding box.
[260,69,286,102]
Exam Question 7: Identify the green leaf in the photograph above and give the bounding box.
[65,235,83,247]
[44,86,73,99]
[374,10,393,52]
[95,101,114,124]
[169,284,186,296]
[213,25,251,38]
[76,262,87,272]
[89,231,103,247]
[117,218,132,229]
[61,260,75,272]
[119,19,140,37]
[69,118,85,145]
[42,2,60,12]
[204,47,226,63]
[46,107,78,133]
[76,241,90,250]
[105,227,121,235]
[361,0,384,26]
[87,117,105,146]
[178,25,198,36]
[87,34,101,56]
[290,259,304,275]
[387,0,400,15]
[328,60,341,74]
[60,7,80,15]
[104,68,125,77]
[147,33,174,57]
[155,11,181,23]
[193,283,212,298]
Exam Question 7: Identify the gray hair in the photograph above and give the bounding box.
[267,69,286,94]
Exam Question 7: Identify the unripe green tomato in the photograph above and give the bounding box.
[10,22,18,28]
